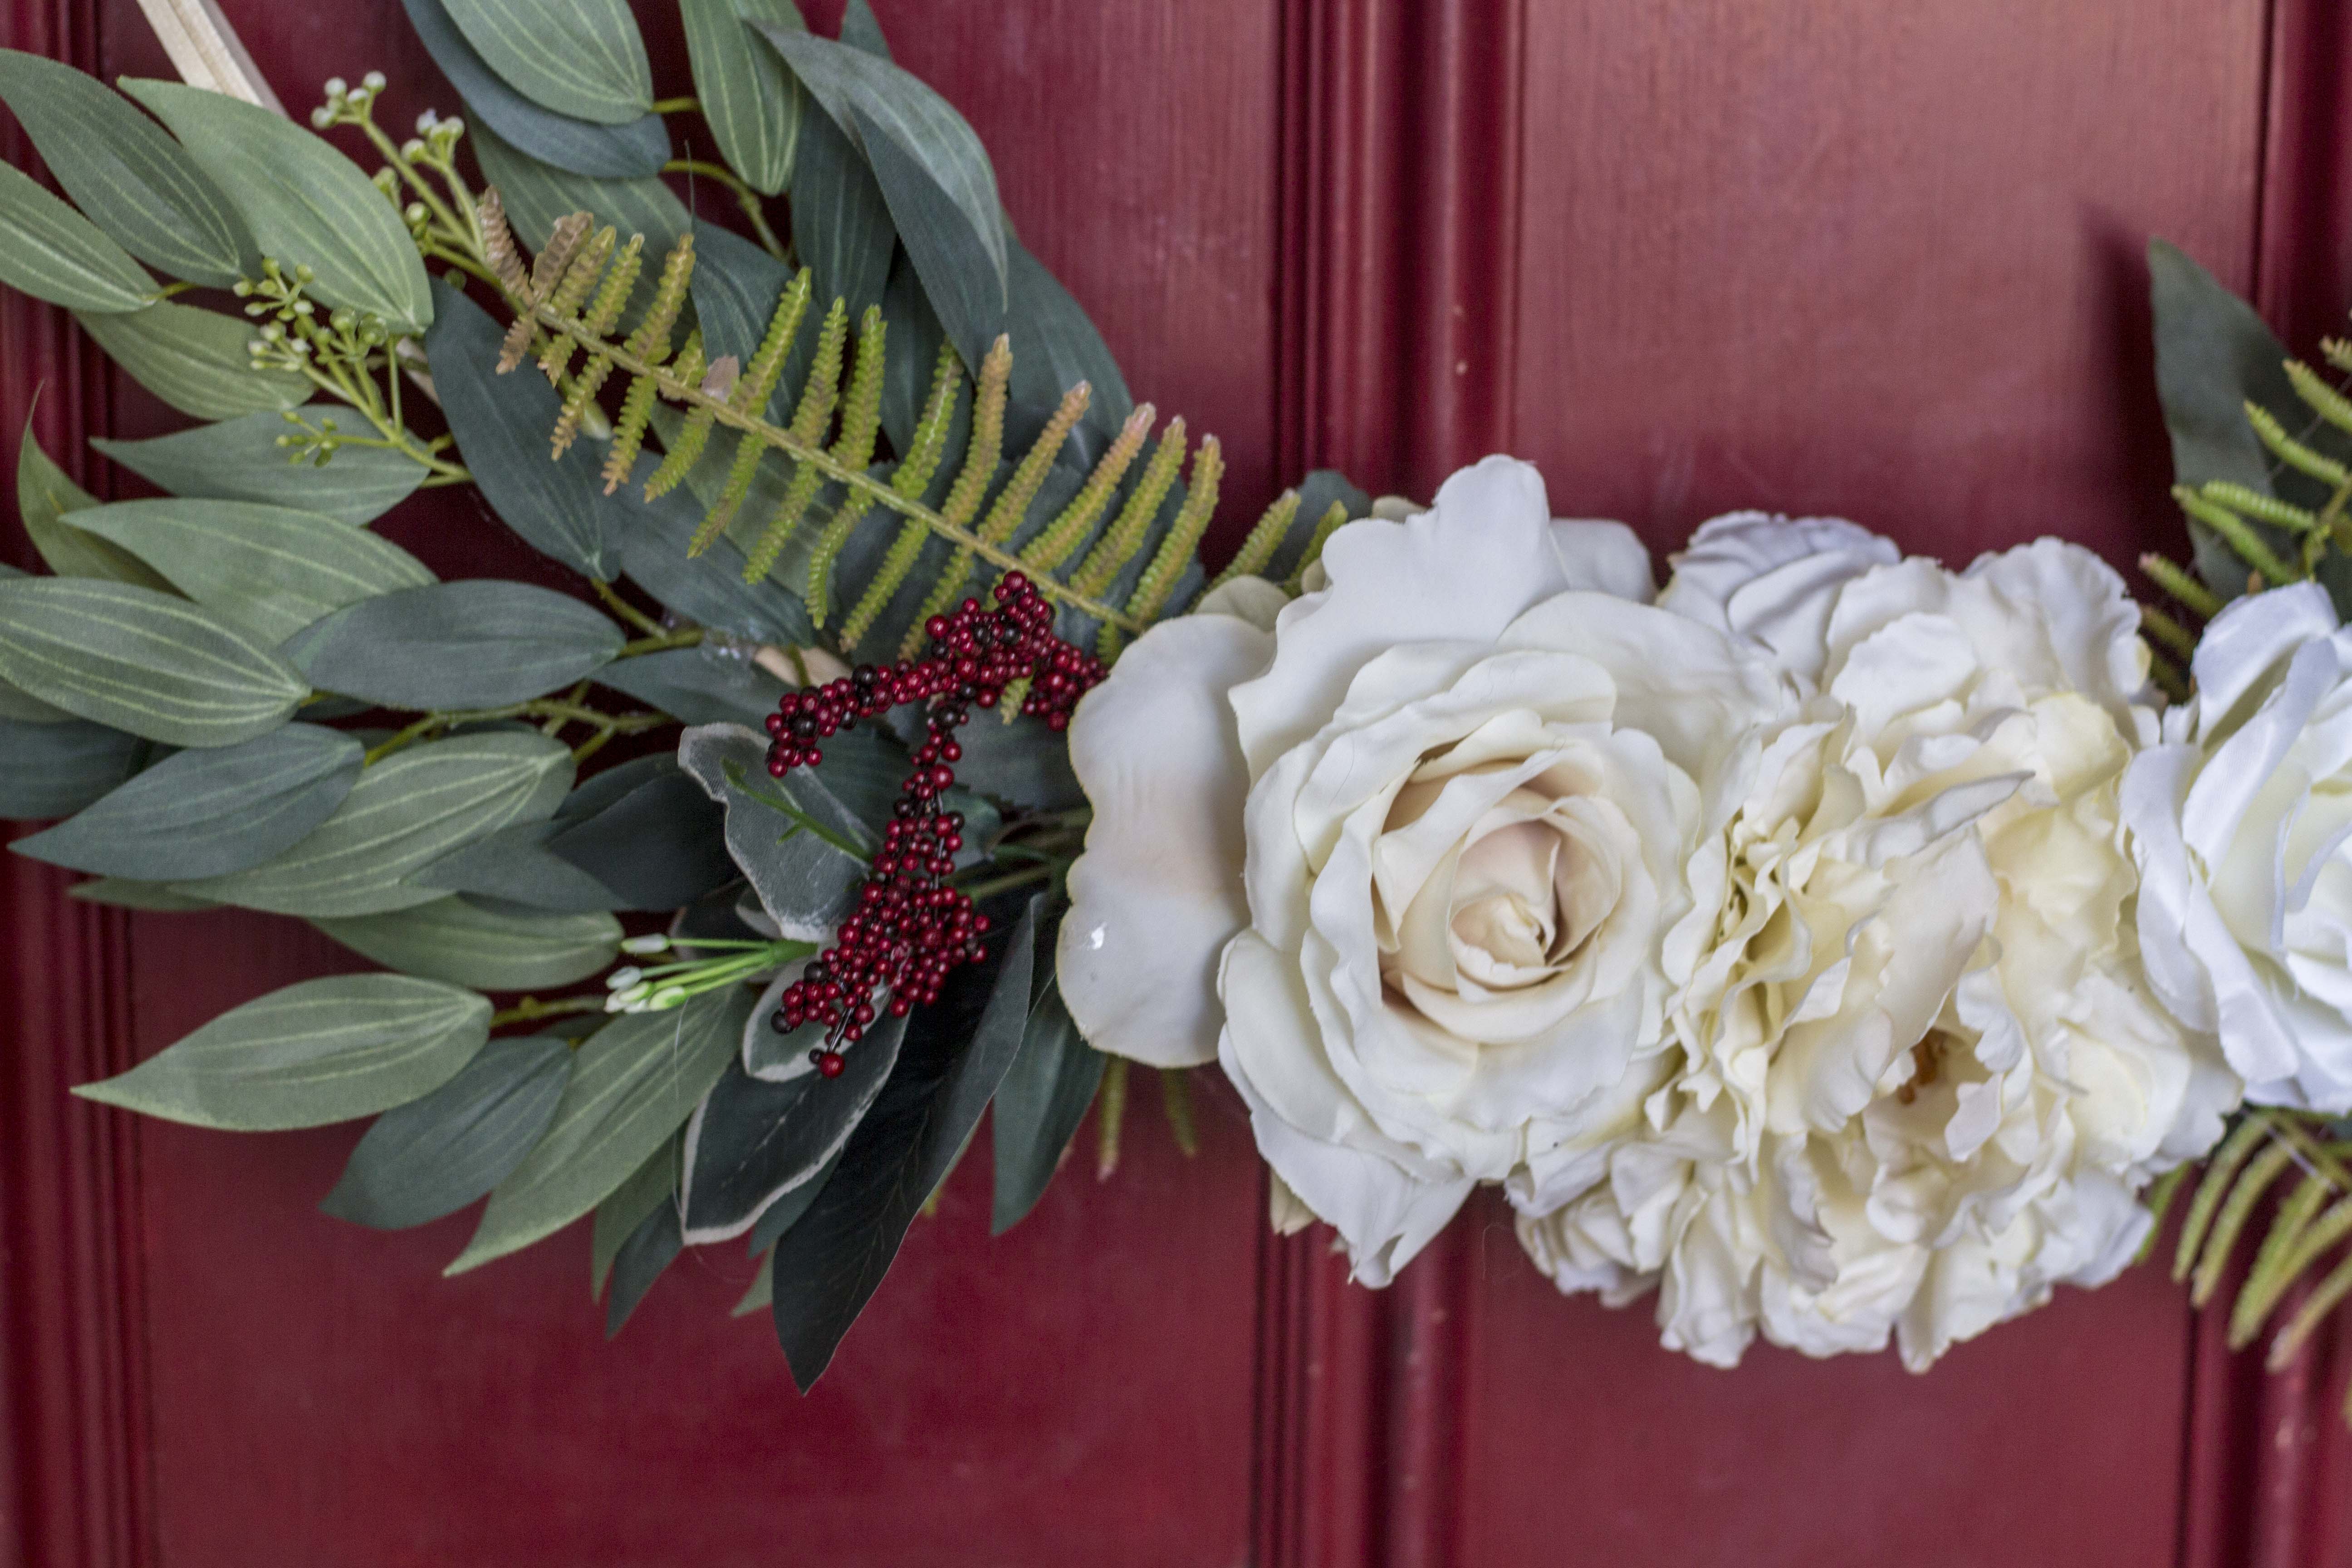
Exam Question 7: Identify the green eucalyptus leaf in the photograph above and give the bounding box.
[121,79,434,336]
[591,1132,676,1297]
[313,897,621,989]
[782,88,892,328]
[67,876,215,910]
[542,760,735,910]
[0,49,254,285]
[450,985,751,1274]
[321,1033,573,1228]
[603,1197,682,1336]
[73,972,489,1130]
[838,0,890,58]
[0,717,143,818]
[15,414,173,590]
[991,976,1103,1234]
[0,676,72,724]
[444,0,654,125]
[408,818,632,911]
[66,498,436,643]
[590,645,785,726]
[681,0,804,196]
[680,1011,900,1244]
[0,160,158,312]
[402,0,666,178]
[75,300,307,420]
[177,730,574,916]
[846,103,1005,375]
[12,723,363,877]
[676,722,872,939]
[769,895,1042,1390]
[285,581,623,710]
[0,578,306,746]
[615,469,815,643]
[93,405,428,524]
[424,280,634,578]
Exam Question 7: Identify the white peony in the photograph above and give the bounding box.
[1057,457,1787,1283]
[2125,582,2352,1110]
[1519,526,2238,1370]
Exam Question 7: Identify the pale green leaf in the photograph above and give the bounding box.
[122,78,435,336]
[176,730,574,917]
[65,498,436,643]
[74,299,308,420]
[313,897,621,990]
[284,580,624,709]
[0,161,158,312]
[0,577,306,746]
[73,972,489,1130]
[15,412,173,590]
[681,0,804,196]
[0,49,255,285]
[94,405,428,524]
[444,0,654,125]
[450,986,751,1274]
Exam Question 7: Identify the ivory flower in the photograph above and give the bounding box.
[2125,582,2352,1110]
[1519,529,2237,1369]
[1058,457,1785,1282]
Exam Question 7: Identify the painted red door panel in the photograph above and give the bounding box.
[9,0,2352,1564]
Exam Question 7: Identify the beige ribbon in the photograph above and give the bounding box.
[131,0,283,113]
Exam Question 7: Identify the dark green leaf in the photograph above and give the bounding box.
[402,0,666,178]
[679,1014,902,1243]
[1003,237,1129,468]
[75,299,308,420]
[991,976,1103,1233]
[66,497,436,643]
[687,220,819,421]
[603,1196,682,1336]
[782,88,892,328]
[409,821,629,912]
[590,645,785,726]
[943,709,1083,811]
[320,1034,571,1227]
[443,0,654,125]
[676,722,872,937]
[0,577,306,746]
[848,103,1004,376]
[426,280,639,578]
[746,1143,841,1254]
[468,120,688,287]
[94,405,428,525]
[0,49,254,285]
[769,895,1041,1389]
[285,580,623,709]
[877,246,968,458]
[15,413,174,589]
[74,972,489,1130]
[544,760,735,909]
[0,718,143,818]
[681,0,804,196]
[616,457,817,644]
[122,79,434,336]
[13,723,363,877]
[178,730,573,916]
[0,160,158,312]
[313,897,621,989]
[67,875,214,910]
[592,1132,676,1297]
[837,0,890,58]
[450,985,752,1274]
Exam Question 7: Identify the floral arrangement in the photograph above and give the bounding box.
[5,0,2352,1405]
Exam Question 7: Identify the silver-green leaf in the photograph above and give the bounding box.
[15,412,174,590]
[0,160,159,312]
[65,498,436,644]
[0,717,144,819]
[94,405,428,525]
[681,0,804,196]
[401,0,666,178]
[312,897,621,990]
[444,0,654,125]
[448,985,752,1274]
[74,299,308,420]
[0,49,255,286]
[73,972,490,1130]
[0,577,307,746]
[12,722,363,878]
[284,581,624,710]
[122,78,435,336]
[321,1034,573,1229]
[176,730,574,916]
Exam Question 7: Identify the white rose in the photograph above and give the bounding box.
[2125,581,2352,1109]
[1058,456,1786,1282]
[1519,534,2237,1369]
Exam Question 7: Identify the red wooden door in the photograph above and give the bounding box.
[7,2,2352,1564]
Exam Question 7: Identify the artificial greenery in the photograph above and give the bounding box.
[0,0,1362,1387]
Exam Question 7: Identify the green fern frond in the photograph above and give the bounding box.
[2192,1138,2297,1307]
[2176,1115,2272,1281]
[640,333,709,499]
[499,210,590,373]
[978,381,1090,547]
[1212,489,1300,590]
[805,308,892,624]
[2287,359,2352,437]
[1119,436,1225,642]
[549,234,643,458]
[2231,1171,2335,1348]
[839,345,965,649]
[688,274,816,555]
[1283,499,1352,593]
[2139,553,2221,619]
[900,339,1015,655]
[741,297,851,584]
[2246,400,2352,488]
[1014,404,1153,571]
[2141,605,2197,660]
[1065,415,1186,592]
[2273,1246,2352,1371]
[597,237,694,494]
[536,224,616,385]
[2174,485,2298,587]
[2197,480,2320,534]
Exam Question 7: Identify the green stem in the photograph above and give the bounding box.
[719,759,873,861]
[593,578,667,637]
[652,96,701,114]
[490,994,610,1029]
[618,625,708,657]
[663,158,785,259]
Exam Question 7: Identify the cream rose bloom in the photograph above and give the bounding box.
[1517,523,2238,1369]
[1057,457,1787,1283]
[2125,582,2352,1110]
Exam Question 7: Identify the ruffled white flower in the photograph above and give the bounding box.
[1058,457,1786,1283]
[2125,582,2352,1110]
[1519,529,2237,1370]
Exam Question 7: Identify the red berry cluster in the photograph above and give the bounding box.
[765,573,1105,1077]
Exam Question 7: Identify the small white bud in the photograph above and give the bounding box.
[361,70,387,91]
[618,934,671,956]
[605,966,644,990]
[309,107,333,129]
[323,77,347,98]
[402,202,427,224]
[400,138,426,160]
[647,986,689,1010]
[345,87,371,110]
[608,981,652,1011]
[415,108,440,133]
